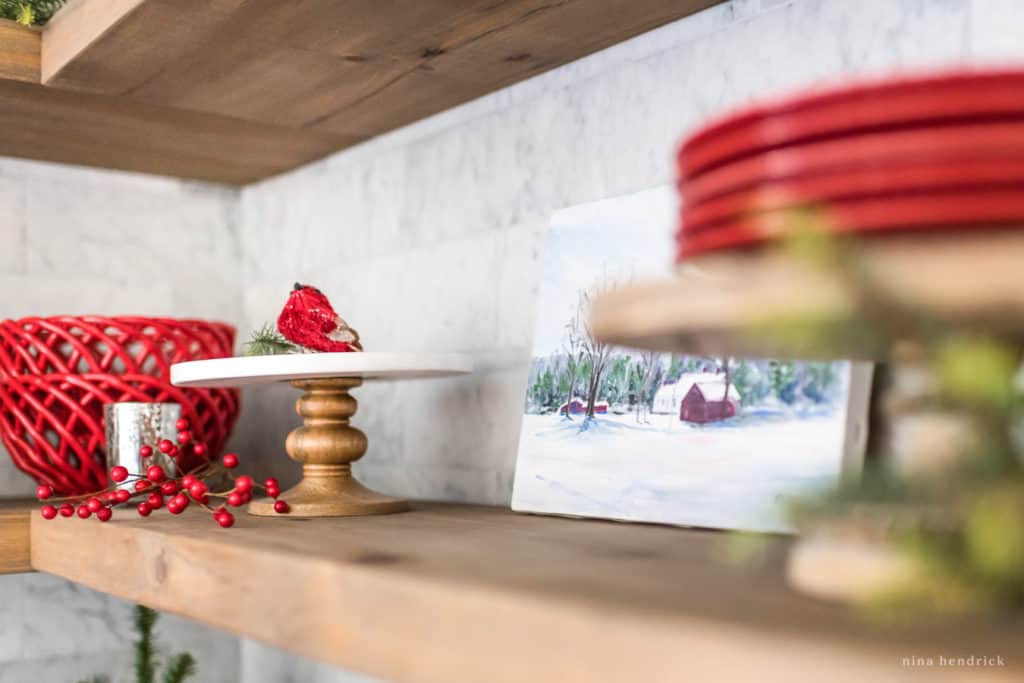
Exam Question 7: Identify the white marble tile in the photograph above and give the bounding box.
[968,0,1024,62]
[0,574,238,682]
[0,174,24,273]
[239,640,384,683]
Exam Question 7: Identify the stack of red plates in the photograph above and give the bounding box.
[675,70,1024,261]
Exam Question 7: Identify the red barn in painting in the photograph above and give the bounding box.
[679,381,740,424]
[559,397,609,416]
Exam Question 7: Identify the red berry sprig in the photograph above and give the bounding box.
[35,417,289,527]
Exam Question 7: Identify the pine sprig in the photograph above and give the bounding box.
[0,0,66,25]
[134,605,158,683]
[161,653,197,683]
[244,323,299,356]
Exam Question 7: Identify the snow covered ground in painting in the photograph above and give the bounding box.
[511,408,847,533]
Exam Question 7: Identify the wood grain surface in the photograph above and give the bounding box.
[0,22,39,83]
[0,78,353,184]
[0,499,34,574]
[0,1,722,182]
[30,503,1022,682]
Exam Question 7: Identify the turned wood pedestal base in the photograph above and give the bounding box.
[248,378,409,517]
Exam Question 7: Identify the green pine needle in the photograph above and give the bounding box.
[244,323,298,356]
[162,653,197,683]
[0,0,66,25]
[134,605,158,683]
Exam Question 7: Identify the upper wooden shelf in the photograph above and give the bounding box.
[30,503,1022,682]
[0,0,720,184]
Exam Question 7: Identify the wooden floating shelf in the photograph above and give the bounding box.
[0,0,721,184]
[30,503,1022,682]
[0,499,34,574]
[593,231,1024,358]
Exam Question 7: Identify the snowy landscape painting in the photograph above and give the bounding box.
[511,186,860,533]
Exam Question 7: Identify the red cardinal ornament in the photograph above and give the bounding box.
[277,283,363,352]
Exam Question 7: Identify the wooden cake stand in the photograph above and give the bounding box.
[171,352,472,517]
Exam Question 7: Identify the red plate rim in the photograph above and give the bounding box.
[675,188,1024,260]
[679,69,1024,179]
[682,160,1024,234]
[680,121,1024,207]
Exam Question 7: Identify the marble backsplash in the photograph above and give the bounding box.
[234,0,1008,508]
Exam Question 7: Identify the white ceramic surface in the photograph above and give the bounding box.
[171,352,473,388]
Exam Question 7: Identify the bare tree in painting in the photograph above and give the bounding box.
[561,299,585,421]
[635,350,659,424]
[580,280,614,420]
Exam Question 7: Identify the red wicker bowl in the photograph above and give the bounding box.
[0,316,240,494]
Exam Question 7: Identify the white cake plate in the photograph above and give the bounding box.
[170,352,473,517]
[171,351,473,387]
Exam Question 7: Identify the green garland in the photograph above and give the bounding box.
[0,0,66,26]
[243,322,299,356]
[77,605,197,683]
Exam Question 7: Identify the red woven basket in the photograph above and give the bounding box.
[0,316,240,495]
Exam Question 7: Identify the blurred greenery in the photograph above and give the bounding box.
[766,211,1024,618]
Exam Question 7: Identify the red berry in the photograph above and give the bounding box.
[175,418,190,431]
[76,505,91,519]
[240,491,252,504]
[193,443,207,457]
[188,481,207,498]
[134,480,150,492]
[181,474,197,489]
[167,501,182,515]
[40,504,57,519]
[216,511,235,528]
[96,507,112,522]
[221,453,238,468]
[137,502,152,517]
[234,475,253,493]
[102,491,118,503]
[139,444,153,458]
[59,503,74,517]
[172,494,189,510]
[264,478,279,489]
[177,430,192,445]
[35,485,53,500]
[196,494,209,505]
[146,465,166,482]
[266,486,280,499]
[160,481,177,496]
[86,497,103,513]
[110,466,129,482]
[158,439,174,454]
[146,493,163,509]
[227,492,243,507]
[114,489,131,503]
[273,500,289,514]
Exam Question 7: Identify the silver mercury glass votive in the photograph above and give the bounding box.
[104,402,181,488]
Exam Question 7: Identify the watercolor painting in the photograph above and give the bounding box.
[511,186,862,533]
